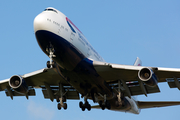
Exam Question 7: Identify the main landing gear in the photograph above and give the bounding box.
[56,83,68,110]
[115,80,124,107]
[79,94,91,111]
[57,96,67,110]
[98,94,111,110]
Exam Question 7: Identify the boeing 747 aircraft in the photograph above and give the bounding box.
[1,7,180,114]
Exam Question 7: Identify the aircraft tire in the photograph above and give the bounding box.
[99,100,103,107]
[79,101,83,108]
[101,105,105,110]
[62,96,66,102]
[47,61,51,68]
[81,106,85,111]
[57,103,61,110]
[63,103,67,110]
[106,101,111,110]
[87,104,91,111]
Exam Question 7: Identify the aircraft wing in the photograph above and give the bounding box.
[138,101,180,109]
[93,61,180,96]
[0,68,79,100]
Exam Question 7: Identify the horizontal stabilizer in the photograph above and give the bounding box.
[138,101,180,109]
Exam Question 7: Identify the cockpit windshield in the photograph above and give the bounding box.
[44,8,58,13]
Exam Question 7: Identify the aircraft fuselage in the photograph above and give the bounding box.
[34,7,140,114]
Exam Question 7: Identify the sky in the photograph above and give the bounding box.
[0,0,180,120]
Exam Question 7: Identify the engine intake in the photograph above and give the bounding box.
[138,68,158,87]
[9,75,28,94]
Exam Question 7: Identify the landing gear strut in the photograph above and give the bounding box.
[56,83,68,110]
[79,94,91,111]
[46,47,56,68]
[115,80,124,107]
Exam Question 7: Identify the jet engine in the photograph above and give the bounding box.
[138,68,158,87]
[9,75,28,94]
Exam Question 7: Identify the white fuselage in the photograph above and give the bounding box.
[34,7,104,62]
[34,7,140,114]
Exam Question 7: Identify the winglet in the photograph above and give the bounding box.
[134,57,142,66]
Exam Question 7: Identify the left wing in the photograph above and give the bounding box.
[93,60,180,96]
[138,101,180,109]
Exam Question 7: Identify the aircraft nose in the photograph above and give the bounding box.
[34,13,48,33]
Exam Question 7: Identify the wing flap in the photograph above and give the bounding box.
[0,67,72,100]
[111,81,160,96]
[127,85,160,96]
[42,90,79,100]
[138,101,180,109]
[93,61,180,91]
[5,89,36,97]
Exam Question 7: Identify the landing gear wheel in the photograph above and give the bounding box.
[85,101,89,107]
[87,104,91,111]
[47,61,55,68]
[63,103,67,110]
[105,101,111,110]
[101,105,105,110]
[81,106,85,111]
[79,101,83,108]
[57,103,61,110]
[62,96,66,102]
[47,61,51,68]
[99,100,103,107]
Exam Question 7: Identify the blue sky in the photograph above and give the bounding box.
[0,0,180,120]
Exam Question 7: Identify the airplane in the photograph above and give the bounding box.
[1,7,180,114]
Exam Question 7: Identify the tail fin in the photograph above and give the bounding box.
[134,57,142,66]
[138,101,180,109]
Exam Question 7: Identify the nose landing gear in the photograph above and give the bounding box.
[46,47,56,68]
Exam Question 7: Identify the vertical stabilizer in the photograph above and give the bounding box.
[134,57,142,66]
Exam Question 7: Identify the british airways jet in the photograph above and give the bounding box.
[1,7,180,114]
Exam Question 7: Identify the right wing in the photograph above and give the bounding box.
[0,67,79,100]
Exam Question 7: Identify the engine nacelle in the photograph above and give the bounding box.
[9,75,28,94]
[138,68,158,87]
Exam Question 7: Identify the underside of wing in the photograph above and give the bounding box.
[93,61,180,83]
[93,60,180,96]
[0,67,80,101]
[138,101,180,109]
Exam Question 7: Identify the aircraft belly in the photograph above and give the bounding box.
[35,30,85,71]
[35,30,113,98]
[71,58,113,97]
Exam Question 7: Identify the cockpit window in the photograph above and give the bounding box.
[44,8,58,13]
